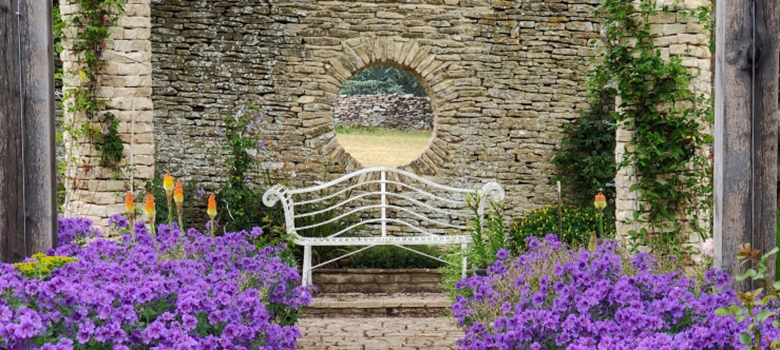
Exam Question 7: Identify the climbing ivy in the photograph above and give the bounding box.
[556,0,714,257]
[62,0,126,171]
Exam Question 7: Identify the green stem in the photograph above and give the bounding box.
[210,219,214,238]
[167,198,173,225]
[599,212,604,238]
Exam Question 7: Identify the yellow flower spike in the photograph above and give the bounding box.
[163,174,174,198]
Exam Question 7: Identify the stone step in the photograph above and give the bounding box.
[313,268,443,294]
[303,293,451,318]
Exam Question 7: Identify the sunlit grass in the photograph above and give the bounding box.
[334,126,432,167]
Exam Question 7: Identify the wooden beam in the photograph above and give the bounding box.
[714,0,780,289]
[0,0,57,262]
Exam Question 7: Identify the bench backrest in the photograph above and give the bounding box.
[262,167,505,242]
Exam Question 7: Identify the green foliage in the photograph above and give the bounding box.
[337,245,445,269]
[552,60,617,209]
[340,65,425,96]
[61,0,126,172]
[716,244,780,349]
[468,197,509,269]
[208,104,271,232]
[509,205,616,254]
[441,197,510,300]
[594,0,713,256]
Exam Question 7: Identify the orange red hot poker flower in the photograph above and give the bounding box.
[207,193,217,220]
[173,182,183,205]
[145,194,156,218]
[125,191,135,218]
[594,192,607,211]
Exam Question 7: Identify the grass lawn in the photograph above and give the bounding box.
[335,126,432,167]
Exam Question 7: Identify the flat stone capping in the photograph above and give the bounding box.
[312,268,443,294]
[310,293,450,309]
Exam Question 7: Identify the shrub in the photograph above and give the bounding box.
[510,205,616,253]
[339,245,444,269]
[451,235,750,350]
[0,217,312,350]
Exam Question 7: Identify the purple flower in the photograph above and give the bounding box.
[495,248,508,260]
[0,217,311,350]
[452,235,749,350]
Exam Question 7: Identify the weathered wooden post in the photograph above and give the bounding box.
[0,0,57,262]
[714,0,779,288]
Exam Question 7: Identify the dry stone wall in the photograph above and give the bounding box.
[333,95,433,131]
[60,0,154,230]
[150,0,605,220]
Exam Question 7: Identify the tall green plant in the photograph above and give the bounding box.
[553,60,617,209]
[586,0,712,256]
[209,104,270,231]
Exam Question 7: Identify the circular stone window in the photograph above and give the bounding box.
[333,65,433,168]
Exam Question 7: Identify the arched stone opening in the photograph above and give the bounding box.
[296,38,456,176]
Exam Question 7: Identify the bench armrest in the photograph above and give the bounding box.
[262,184,289,207]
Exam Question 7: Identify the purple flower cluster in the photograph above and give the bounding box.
[1,217,312,350]
[451,235,777,350]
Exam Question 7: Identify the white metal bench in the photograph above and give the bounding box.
[262,167,504,286]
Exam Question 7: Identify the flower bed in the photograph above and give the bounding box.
[0,217,311,350]
[451,235,776,350]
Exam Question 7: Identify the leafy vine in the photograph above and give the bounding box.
[61,0,126,171]
[557,0,714,257]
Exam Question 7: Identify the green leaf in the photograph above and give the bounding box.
[757,310,778,322]
[715,307,733,316]
[739,332,752,345]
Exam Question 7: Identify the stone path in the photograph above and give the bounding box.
[296,317,461,350]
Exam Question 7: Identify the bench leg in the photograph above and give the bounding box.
[461,243,468,279]
[303,244,312,286]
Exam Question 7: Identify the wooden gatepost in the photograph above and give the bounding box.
[714,0,780,289]
[0,0,58,262]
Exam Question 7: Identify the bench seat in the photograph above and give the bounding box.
[262,167,504,286]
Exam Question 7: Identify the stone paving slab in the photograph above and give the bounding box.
[310,293,450,309]
[297,317,462,350]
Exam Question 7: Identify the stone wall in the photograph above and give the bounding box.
[613,0,713,255]
[333,94,433,131]
[60,0,154,230]
[150,0,605,219]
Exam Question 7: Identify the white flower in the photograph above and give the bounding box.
[701,238,714,257]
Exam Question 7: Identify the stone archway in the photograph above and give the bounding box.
[296,37,465,176]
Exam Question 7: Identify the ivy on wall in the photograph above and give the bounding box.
[61,0,126,171]
[556,0,714,257]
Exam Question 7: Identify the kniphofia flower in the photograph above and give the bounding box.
[163,174,174,198]
[145,194,156,219]
[207,193,217,238]
[174,182,184,232]
[174,182,184,205]
[145,194,157,243]
[207,193,217,220]
[594,192,607,211]
[125,192,135,219]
